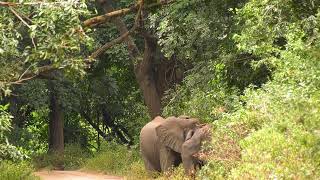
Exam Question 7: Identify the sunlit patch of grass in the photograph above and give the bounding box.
[0,161,39,180]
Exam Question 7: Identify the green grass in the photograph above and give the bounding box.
[0,161,39,180]
[32,143,91,170]
[83,142,142,176]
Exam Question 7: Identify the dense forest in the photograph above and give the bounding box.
[0,0,320,179]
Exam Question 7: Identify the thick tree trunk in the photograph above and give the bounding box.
[48,80,64,169]
[98,0,161,118]
[135,37,162,118]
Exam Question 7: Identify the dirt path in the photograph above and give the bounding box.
[34,170,123,180]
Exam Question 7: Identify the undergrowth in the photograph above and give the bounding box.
[161,1,320,179]
[0,161,39,180]
[32,143,91,170]
[83,142,146,177]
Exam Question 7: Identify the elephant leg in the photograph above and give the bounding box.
[159,147,179,172]
[141,152,161,172]
[182,154,196,175]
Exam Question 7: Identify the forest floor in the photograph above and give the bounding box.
[34,170,123,180]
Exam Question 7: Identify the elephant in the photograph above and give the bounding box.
[139,116,211,175]
[182,124,211,175]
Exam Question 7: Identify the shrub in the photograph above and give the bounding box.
[83,142,140,175]
[0,104,27,161]
[32,143,91,170]
[0,161,38,180]
[125,161,150,180]
[64,143,91,170]
[164,1,320,179]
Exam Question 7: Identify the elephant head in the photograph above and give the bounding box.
[181,124,211,175]
[155,116,200,153]
[154,116,199,171]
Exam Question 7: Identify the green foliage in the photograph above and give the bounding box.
[0,161,38,180]
[32,143,91,170]
[84,142,140,175]
[0,104,12,140]
[0,105,27,161]
[0,0,94,92]
[63,144,92,169]
[1,0,319,179]
[163,60,241,122]
[193,0,320,179]
[160,0,320,179]
[125,161,149,180]
[150,0,246,61]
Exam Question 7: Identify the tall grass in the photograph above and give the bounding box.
[0,161,39,180]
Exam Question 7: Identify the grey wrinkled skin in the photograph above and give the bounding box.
[182,124,211,175]
[139,116,199,173]
[140,116,211,176]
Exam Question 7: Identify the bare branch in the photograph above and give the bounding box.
[2,65,56,86]
[0,1,18,7]
[0,1,75,7]
[8,75,37,85]
[89,3,143,59]
[9,7,31,28]
[83,4,138,27]
[83,1,173,27]
[90,29,134,59]
[18,64,34,81]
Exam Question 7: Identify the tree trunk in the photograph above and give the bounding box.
[135,36,162,118]
[98,0,161,118]
[48,80,64,169]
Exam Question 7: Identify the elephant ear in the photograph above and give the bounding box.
[185,129,195,141]
[156,117,199,153]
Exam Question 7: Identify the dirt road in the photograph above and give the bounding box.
[34,170,123,180]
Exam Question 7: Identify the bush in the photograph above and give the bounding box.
[230,127,317,179]
[0,104,27,161]
[32,143,91,170]
[125,161,150,180]
[64,143,91,170]
[83,142,140,175]
[0,161,38,180]
[163,1,320,179]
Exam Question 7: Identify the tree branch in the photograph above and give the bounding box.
[3,65,58,86]
[90,28,135,59]
[81,110,111,141]
[9,7,31,28]
[83,0,173,27]
[83,4,138,27]
[89,3,143,59]
[0,1,75,7]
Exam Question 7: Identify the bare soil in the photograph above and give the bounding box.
[34,170,123,180]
